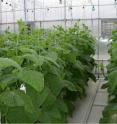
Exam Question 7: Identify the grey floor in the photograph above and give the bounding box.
[68,79,108,124]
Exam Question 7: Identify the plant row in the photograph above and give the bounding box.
[0,20,96,123]
[100,29,117,123]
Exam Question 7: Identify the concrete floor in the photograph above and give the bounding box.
[68,79,108,124]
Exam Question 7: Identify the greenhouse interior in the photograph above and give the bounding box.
[0,0,117,123]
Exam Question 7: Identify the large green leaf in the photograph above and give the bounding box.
[0,58,21,70]
[46,51,58,61]
[39,107,62,123]
[19,47,37,55]
[0,90,35,113]
[62,80,77,91]
[37,87,50,107]
[0,90,24,107]
[100,104,117,123]
[112,48,117,63]
[46,74,77,97]
[108,70,117,95]
[6,106,41,123]
[44,56,60,68]
[17,69,44,92]
[0,74,17,88]
[45,74,63,96]
[7,107,31,123]
[22,54,38,64]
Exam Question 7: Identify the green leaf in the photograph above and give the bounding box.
[88,72,96,82]
[6,106,41,123]
[55,99,68,113]
[63,80,77,91]
[100,104,117,123]
[46,74,63,96]
[37,87,50,107]
[17,69,44,92]
[46,51,58,61]
[112,48,117,62]
[42,92,56,109]
[39,106,62,123]
[0,90,35,112]
[108,70,117,95]
[21,54,44,67]
[0,58,21,70]
[44,56,60,68]
[19,47,37,55]
[0,74,17,87]
[0,90,23,107]
[38,55,45,66]
[7,107,31,123]
[22,54,38,63]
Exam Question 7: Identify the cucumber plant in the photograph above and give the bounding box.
[0,20,96,123]
[100,29,117,123]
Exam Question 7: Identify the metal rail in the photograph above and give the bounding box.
[0,18,116,25]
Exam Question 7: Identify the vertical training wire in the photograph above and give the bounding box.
[12,1,16,32]
[34,0,36,22]
[0,0,2,33]
[97,0,100,79]
[115,1,117,18]
[69,0,73,26]
[82,0,86,25]
[91,7,94,34]
[42,0,44,29]
[64,0,67,29]
[24,0,26,22]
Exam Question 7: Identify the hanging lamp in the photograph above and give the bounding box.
[59,0,62,4]
[92,5,95,11]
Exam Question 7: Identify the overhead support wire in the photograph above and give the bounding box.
[0,3,117,14]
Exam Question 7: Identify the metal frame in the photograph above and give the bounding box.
[0,18,116,25]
